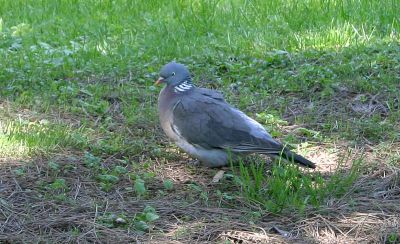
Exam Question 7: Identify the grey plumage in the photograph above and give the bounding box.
[156,62,316,168]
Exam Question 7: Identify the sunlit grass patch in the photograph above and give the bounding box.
[0,130,29,158]
[0,119,89,158]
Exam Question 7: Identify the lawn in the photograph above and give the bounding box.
[0,0,399,243]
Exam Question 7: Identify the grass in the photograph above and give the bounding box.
[231,159,360,214]
[0,0,399,243]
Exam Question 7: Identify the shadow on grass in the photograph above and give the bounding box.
[1,151,399,243]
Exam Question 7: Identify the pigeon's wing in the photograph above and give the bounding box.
[196,87,225,101]
[171,88,283,153]
[172,88,316,168]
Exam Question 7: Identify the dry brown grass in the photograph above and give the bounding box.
[1,143,399,243]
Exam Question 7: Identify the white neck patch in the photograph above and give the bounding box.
[174,80,193,93]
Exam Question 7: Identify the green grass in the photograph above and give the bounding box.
[0,118,89,157]
[231,157,361,214]
[0,0,399,242]
[0,0,399,81]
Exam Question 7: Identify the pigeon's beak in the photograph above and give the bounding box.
[155,77,165,85]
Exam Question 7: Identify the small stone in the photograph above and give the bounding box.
[115,217,126,224]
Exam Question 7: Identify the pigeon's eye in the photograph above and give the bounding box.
[172,72,176,76]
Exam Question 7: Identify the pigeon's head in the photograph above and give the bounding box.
[155,62,191,86]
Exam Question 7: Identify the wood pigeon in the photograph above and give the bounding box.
[155,62,316,169]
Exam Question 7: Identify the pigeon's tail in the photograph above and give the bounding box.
[279,150,316,169]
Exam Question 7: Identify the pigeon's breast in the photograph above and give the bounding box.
[159,106,202,159]
[158,86,181,141]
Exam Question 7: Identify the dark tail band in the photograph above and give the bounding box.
[279,150,316,169]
